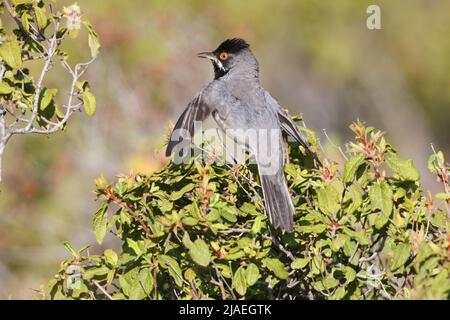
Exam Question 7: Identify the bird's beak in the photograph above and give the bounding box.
[197,51,216,61]
[197,51,226,72]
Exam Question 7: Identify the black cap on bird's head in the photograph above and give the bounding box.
[197,38,257,79]
[214,38,250,54]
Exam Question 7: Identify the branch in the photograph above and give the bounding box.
[212,262,236,299]
[263,233,295,261]
[2,0,43,43]
[92,280,114,300]
[106,188,152,237]
[26,21,60,131]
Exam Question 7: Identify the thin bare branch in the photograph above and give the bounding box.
[92,280,114,300]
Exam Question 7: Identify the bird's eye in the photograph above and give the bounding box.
[219,52,228,61]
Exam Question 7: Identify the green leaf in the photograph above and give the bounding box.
[220,208,237,223]
[157,198,173,213]
[127,238,142,256]
[386,155,420,181]
[435,193,450,200]
[416,242,433,264]
[346,184,362,214]
[300,223,326,234]
[76,80,90,92]
[21,13,31,32]
[284,163,299,178]
[170,183,195,201]
[83,266,109,280]
[189,239,211,267]
[138,268,153,296]
[216,263,231,279]
[343,228,370,246]
[34,5,48,29]
[390,243,411,271]
[0,40,22,69]
[369,181,393,229]
[251,216,263,234]
[92,204,108,244]
[331,234,347,252]
[317,262,334,281]
[331,286,346,300]
[342,266,356,283]
[182,232,193,249]
[11,0,33,4]
[430,210,447,229]
[343,154,365,184]
[158,255,183,286]
[239,202,258,216]
[119,268,147,300]
[82,91,97,117]
[77,244,91,255]
[291,257,310,270]
[315,275,339,291]
[184,268,197,282]
[262,258,289,280]
[63,241,78,258]
[182,216,198,226]
[0,81,13,94]
[298,125,318,147]
[245,263,260,286]
[429,269,450,298]
[233,266,247,296]
[428,151,445,174]
[40,88,58,111]
[317,183,340,215]
[104,249,118,266]
[83,20,101,57]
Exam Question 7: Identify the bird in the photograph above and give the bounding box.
[166,38,319,232]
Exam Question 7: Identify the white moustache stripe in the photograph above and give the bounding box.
[215,60,226,72]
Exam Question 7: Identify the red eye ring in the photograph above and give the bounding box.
[219,52,228,61]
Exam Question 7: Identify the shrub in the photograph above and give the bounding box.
[43,120,449,300]
[0,0,99,184]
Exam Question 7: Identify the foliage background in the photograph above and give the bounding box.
[0,0,449,298]
[46,122,450,300]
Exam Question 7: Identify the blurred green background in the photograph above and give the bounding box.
[0,0,449,298]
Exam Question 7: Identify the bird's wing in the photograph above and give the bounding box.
[211,90,295,232]
[264,90,321,165]
[166,88,211,157]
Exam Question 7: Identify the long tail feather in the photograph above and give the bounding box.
[259,169,295,232]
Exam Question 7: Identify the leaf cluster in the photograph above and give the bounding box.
[45,121,449,300]
[0,0,99,126]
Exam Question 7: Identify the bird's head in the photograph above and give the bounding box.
[197,38,258,79]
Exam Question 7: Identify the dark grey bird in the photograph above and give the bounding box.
[166,38,319,232]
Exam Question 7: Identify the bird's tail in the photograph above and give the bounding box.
[259,169,295,232]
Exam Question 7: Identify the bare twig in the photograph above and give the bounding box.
[323,128,348,160]
[26,20,61,132]
[2,0,42,43]
[0,9,97,185]
[262,233,295,261]
[359,252,378,263]
[106,189,151,236]
[92,280,114,300]
[212,262,236,300]
[430,143,450,214]
[218,227,250,236]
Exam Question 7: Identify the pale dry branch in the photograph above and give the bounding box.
[92,280,114,300]
[0,3,97,187]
